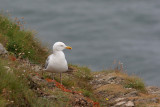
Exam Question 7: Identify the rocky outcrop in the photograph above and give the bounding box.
[28,67,160,107]
[0,43,7,55]
[28,72,94,107]
[90,72,160,107]
[147,86,160,96]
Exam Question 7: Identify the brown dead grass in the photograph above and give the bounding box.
[96,84,130,94]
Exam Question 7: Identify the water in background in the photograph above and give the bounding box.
[1,0,160,86]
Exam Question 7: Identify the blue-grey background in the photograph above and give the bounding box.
[1,0,160,86]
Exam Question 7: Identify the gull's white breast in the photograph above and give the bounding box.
[46,52,68,73]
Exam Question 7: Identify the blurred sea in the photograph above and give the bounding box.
[1,0,160,86]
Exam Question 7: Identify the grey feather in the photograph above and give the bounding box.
[45,55,51,69]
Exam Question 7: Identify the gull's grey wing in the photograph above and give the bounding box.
[45,55,51,70]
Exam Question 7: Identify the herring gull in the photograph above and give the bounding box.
[44,42,72,84]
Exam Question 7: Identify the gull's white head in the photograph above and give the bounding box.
[53,42,72,51]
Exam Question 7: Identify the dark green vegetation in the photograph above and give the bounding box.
[0,59,40,106]
[0,13,48,64]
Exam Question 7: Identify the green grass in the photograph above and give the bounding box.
[67,65,93,90]
[0,13,48,64]
[0,59,33,106]
[0,96,6,107]
[80,89,92,97]
[123,76,146,92]
[52,64,94,97]
[0,57,73,107]
[70,64,93,80]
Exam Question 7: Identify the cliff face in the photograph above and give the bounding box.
[0,13,160,107]
[1,44,160,107]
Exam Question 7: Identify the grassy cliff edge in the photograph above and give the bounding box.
[0,13,160,107]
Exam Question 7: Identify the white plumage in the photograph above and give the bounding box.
[44,42,72,84]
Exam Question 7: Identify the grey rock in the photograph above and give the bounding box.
[115,101,126,106]
[115,98,125,102]
[135,97,159,104]
[147,86,160,96]
[28,75,50,89]
[125,91,138,97]
[33,65,42,72]
[0,43,7,55]
[90,73,124,89]
[125,101,134,107]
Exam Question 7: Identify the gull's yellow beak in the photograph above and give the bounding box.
[65,46,72,50]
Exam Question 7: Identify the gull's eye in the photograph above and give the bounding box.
[60,45,63,47]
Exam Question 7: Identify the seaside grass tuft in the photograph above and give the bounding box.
[124,76,146,92]
[0,13,48,64]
